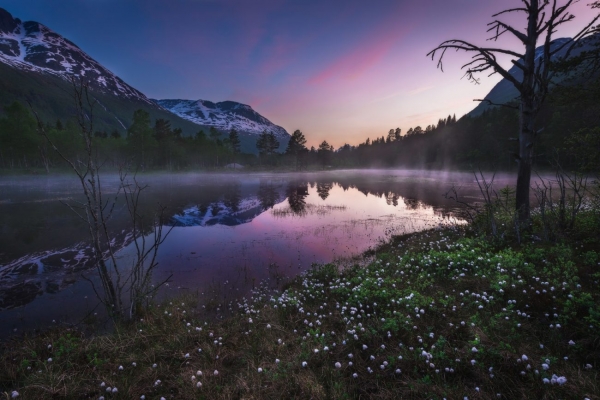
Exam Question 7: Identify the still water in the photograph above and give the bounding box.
[0,169,495,337]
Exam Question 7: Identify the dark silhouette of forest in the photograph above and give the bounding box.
[0,74,598,173]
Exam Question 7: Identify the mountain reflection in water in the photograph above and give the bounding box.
[0,170,481,336]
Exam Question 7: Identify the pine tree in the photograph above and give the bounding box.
[127,109,155,170]
[228,128,241,154]
[286,129,308,170]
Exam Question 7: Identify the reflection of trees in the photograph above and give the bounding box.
[286,183,309,215]
[209,203,221,216]
[385,192,399,207]
[403,198,421,210]
[257,180,280,211]
[316,182,334,200]
[338,182,352,191]
[222,183,242,212]
[198,203,209,215]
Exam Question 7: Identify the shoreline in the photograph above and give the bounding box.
[2,220,599,399]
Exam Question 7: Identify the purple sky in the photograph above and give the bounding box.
[3,0,596,147]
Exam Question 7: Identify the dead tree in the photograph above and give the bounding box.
[31,76,171,321]
[428,0,600,224]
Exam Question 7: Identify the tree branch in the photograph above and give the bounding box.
[427,40,523,90]
[474,98,520,110]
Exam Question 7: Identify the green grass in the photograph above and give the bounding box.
[1,213,600,399]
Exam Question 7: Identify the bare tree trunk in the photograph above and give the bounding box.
[428,0,600,226]
[515,1,539,224]
[516,100,536,223]
[29,77,171,322]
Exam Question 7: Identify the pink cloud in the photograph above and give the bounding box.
[255,34,299,77]
[307,9,413,86]
[308,35,394,85]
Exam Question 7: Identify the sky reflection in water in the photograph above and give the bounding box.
[0,170,476,337]
[145,180,462,292]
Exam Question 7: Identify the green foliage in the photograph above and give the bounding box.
[0,101,40,168]
[0,103,252,171]
[256,130,279,157]
[228,128,241,154]
[127,109,156,168]
[0,63,201,137]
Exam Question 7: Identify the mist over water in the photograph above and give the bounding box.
[0,169,524,337]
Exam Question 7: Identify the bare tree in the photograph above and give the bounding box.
[30,76,171,321]
[428,0,600,224]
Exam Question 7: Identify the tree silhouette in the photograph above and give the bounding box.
[317,182,333,200]
[228,128,241,167]
[286,183,309,215]
[228,128,241,154]
[256,130,280,162]
[223,182,242,213]
[257,180,280,210]
[317,140,334,168]
[428,0,600,223]
[286,129,308,170]
[127,109,155,170]
[209,126,222,145]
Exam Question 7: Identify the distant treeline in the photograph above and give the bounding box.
[0,78,598,172]
[0,104,308,171]
[327,78,600,172]
[287,79,599,172]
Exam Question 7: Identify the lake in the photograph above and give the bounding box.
[0,169,506,337]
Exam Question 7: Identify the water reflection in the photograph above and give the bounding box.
[0,170,485,336]
[316,182,333,200]
[257,180,282,211]
[286,183,309,215]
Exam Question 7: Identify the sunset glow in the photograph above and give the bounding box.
[4,0,596,147]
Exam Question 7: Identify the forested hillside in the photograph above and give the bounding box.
[329,75,600,172]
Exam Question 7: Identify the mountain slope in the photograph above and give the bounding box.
[0,8,149,104]
[0,8,201,136]
[469,35,600,116]
[155,99,290,154]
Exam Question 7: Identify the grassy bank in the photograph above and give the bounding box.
[1,221,599,399]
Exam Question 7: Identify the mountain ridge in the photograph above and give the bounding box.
[469,35,600,116]
[0,7,289,152]
[0,8,151,105]
[154,98,289,142]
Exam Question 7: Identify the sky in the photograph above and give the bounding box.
[2,0,596,148]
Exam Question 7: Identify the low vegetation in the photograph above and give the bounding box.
[1,197,599,399]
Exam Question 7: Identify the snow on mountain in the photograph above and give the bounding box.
[170,194,285,227]
[0,7,152,104]
[154,99,289,140]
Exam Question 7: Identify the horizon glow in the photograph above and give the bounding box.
[3,0,596,148]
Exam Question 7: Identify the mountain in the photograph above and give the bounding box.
[469,35,600,116]
[154,99,290,153]
[0,7,291,154]
[0,8,203,136]
[0,8,150,104]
